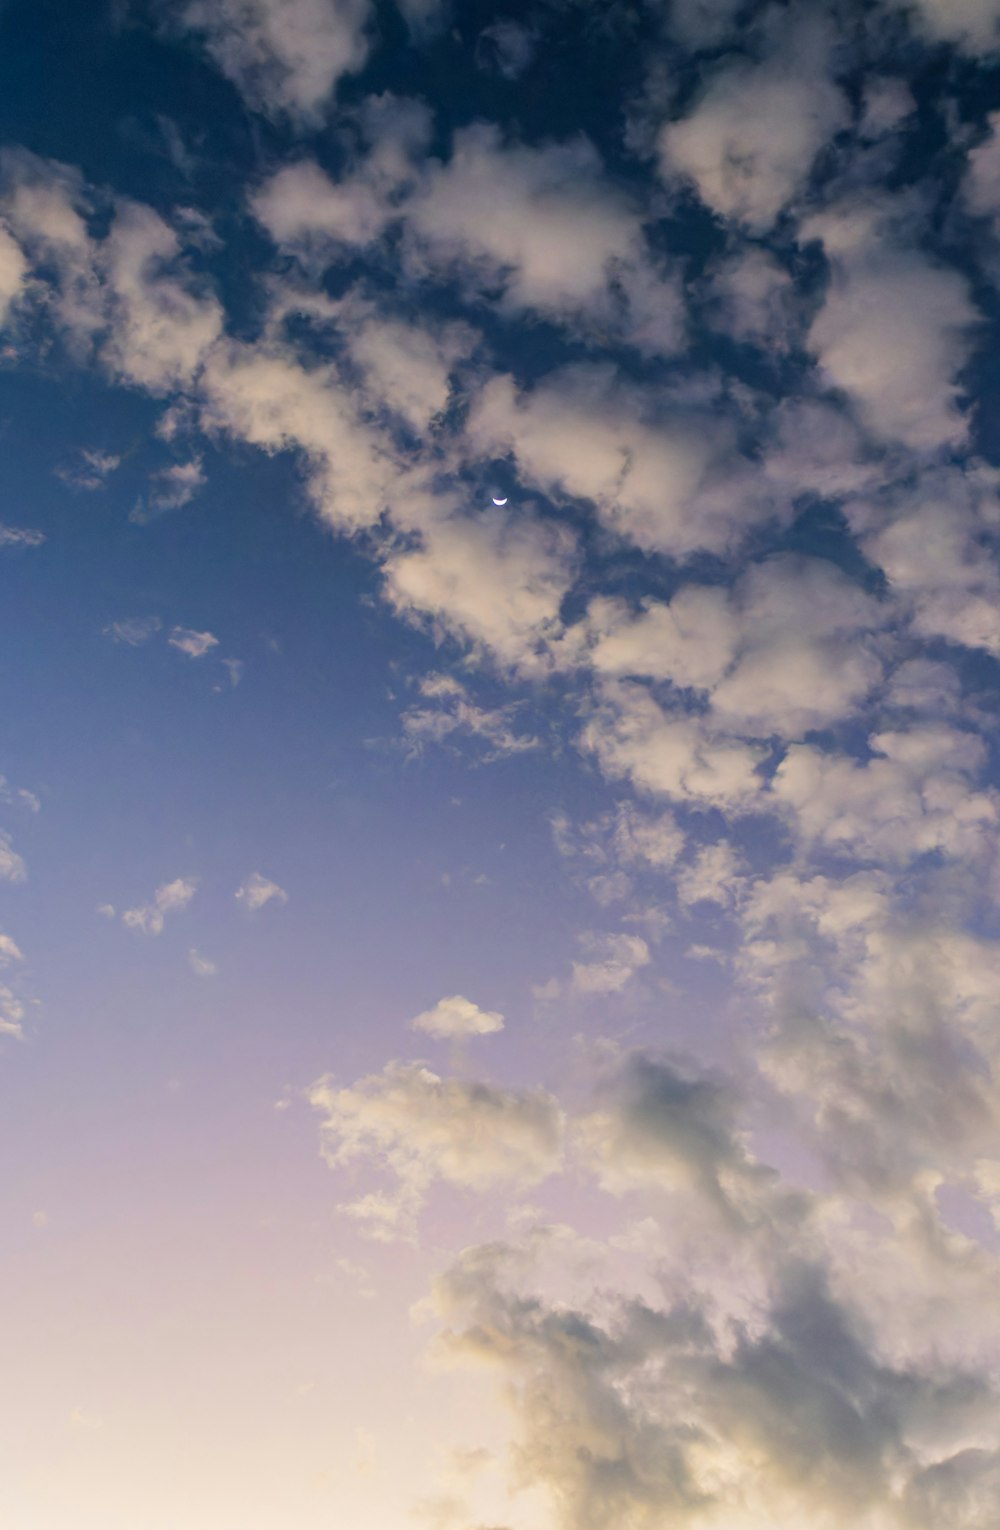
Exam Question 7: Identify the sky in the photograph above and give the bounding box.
[2,0,1000,1526]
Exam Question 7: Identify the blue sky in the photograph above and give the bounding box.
[3,0,1000,1526]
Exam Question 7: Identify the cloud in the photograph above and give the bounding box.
[0,985,25,1039]
[402,674,539,759]
[121,877,197,935]
[130,457,205,524]
[770,724,999,865]
[676,841,745,909]
[382,503,578,673]
[658,30,849,232]
[175,0,371,124]
[465,366,766,560]
[104,616,162,646]
[888,0,1000,54]
[581,681,768,811]
[235,871,288,910]
[188,948,217,976]
[845,464,1000,657]
[410,995,505,1040]
[0,523,44,548]
[803,200,978,451]
[0,832,26,883]
[168,625,219,658]
[571,932,650,994]
[405,124,683,350]
[0,220,27,319]
[0,932,24,967]
[308,1061,564,1239]
[55,448,121,491]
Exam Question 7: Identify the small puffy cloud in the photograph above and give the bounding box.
[581,681,768,811]
[406,125,641,324]
[676,841,746,908]
[235,871,288,910]
[308,1061,564,1239]
[102,200,223,394]
[188,948,217,976]
[0,220,27,320]
[0,932,24,967]
[168,625,219,658]
[0,832,26,883]
[466,366,763,560]
[0,523,44,548]
[658,37,849,232]
[704,245,800,350]
[130,457,205,524]
[104,616,161,646]
[96,903,116,919]
[845,466,1000,656]
[410,995,504,1040]
[251,159,389,251]
[0,985,25,1039]
[859,77,916,139]
[383,505,578,674]
[963,112,1000,233]
[176,0,371,124]
[122,877,197,935]
[771,724,998,865]
[402,673,538,760]
[803,202,978,451]
[572,932,650,994]
[197,340,398,533]
[55,448,121,491]
[475,19,538,78]
[889,0,1000,54]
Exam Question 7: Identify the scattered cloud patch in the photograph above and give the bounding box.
[235,871,288,910]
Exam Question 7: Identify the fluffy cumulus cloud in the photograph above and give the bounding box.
[803,200,978,451]
[176,0,372,123]
[410,994,504,1040]
[235,871,288,910]
[308,1061,564,1239]
[121,877,197,935]
[658,25,849,232]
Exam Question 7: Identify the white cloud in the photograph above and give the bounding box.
[403,674,538,759]
[308,1061,564,1239]
[845,465,1000,656]
[0,984,25,1039]
[188,948,217,976]
[581,681,768,811]
[0,523,44,548]
[676,841,746,908]
[198,341,398,533]
[56,448,121,491]
[410,995,504,1040]
[571,932,650,994]
[803,202,977,451]
[0,932,23,966]
[658,35,849,232]
[771,725,998,865]
[102,201,222,394]
[131,458,205,524]
[408,126,622,309]
[888,0,1000,54]
[177,0,371,124]
[0,221,26,320]
[704,245,800,350]
[465,366,765,560]
[121,877,197,935]
[383,503,578,673]
[0,832,26,883]
[168,625,219,658]
[104,616,162,646]
[235,871,288,910]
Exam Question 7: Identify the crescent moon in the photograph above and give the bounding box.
[492,495,508,506]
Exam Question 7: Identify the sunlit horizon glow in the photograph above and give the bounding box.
[2,0,1000,1526]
